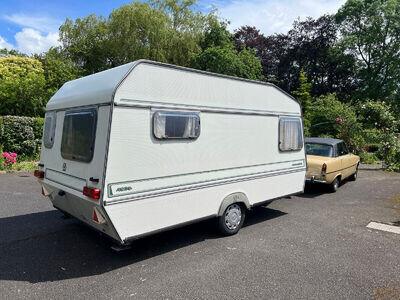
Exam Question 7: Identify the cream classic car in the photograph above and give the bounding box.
[305,138,360,192]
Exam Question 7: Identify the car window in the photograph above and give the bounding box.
[305,143,333,157]
[337,142,348,156]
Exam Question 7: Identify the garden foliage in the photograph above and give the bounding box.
[0,56,46,117]
[0,116,43,159]
[0,0,399,170]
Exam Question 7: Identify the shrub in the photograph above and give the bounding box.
[0,145,3,171]
[362,129,382,149]
[0,115,43,159]
[356,101,399,169]
[0,116,3,137]
[32,117,44,155]
[357,100,398,132]
[334,118,366,155]
[307,94,357,137]
[376,131,399,170]
[359,151,379,165]
[2,152,17,169]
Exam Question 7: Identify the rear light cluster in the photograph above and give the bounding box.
[34,170,44,179]
[321,163,327,177]
[83,186,101,199]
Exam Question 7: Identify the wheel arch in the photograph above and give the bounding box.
[217,192,250,217]
[330,173,343,184]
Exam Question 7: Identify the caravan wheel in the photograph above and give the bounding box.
[218,203,245,236]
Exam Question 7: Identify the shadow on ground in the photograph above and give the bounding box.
[297,183,328,198]
[0,206,285,283]
[299,179,354,198]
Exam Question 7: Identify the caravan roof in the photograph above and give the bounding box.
[47,60,301,115]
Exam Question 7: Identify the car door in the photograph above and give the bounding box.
[337,142,352,178]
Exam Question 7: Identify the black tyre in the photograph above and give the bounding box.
[349,164,359,181]
[217,203,245,236]
[329,177,340,193]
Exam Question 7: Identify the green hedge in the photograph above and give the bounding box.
[0,115,43,159]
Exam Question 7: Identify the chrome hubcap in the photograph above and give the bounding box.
[225,204,242,230]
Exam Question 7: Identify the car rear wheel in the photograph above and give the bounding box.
[349,164,359,181]
[329,177,340,193]
[217,203,245,236]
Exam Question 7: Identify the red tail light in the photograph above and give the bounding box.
[41,186,45,196]
[321,163,327,176]
[83,186,101,199]
[34,170,44,179]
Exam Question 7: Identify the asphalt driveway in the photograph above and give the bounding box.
[0,169,399,299]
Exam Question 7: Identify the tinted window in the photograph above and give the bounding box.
[336,142,348,156]
[279,117,303,151]
[306,143,333,157]
[61,109,97,162]
[153,111,200,139]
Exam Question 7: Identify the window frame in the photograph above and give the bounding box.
[43,111,57,149]
[61,108,98,163]
[336,142,349,157]
[278,117,304,152]
[152,110,201,140]
[305,143,334,158]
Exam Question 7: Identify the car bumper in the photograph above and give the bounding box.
[306,176,327,184]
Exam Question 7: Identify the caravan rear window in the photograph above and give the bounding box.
[61,109,97,162]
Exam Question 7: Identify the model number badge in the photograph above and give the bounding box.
[62,163,67,171]
[116,186,132,193]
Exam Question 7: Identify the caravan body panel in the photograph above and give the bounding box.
[39,60,306,245]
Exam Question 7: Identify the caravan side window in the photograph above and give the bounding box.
[153,111,200,139]
[43,111,57,149]
[279,117,303,151]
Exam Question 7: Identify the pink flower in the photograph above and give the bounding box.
[2,152,9,158]
[11,159,16,163]
[10,153,17,158]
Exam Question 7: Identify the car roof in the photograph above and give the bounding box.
[305,137,343,146]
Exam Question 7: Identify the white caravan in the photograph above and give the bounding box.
[36,60,306,245]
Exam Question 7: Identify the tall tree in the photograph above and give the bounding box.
[287,15,357,100]
[336,0,400,100]
[59,0,214,74]
[35,47,82,99]
[0,48,27,57]
[234,16,357,100]
[59,14,109,74]
[0,56,46,116]
[190,21,263,80]
[106,2,171,67]
[292,69,312,113]
[234,26,289,84]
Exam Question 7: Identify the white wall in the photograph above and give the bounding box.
[104,107,305,201]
